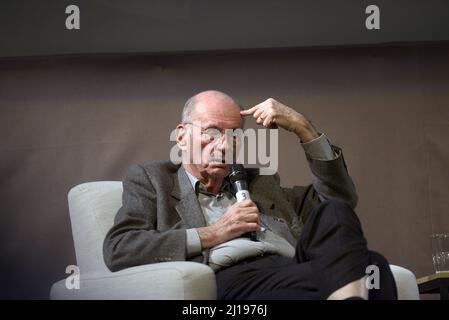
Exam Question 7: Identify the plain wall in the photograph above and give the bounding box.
[0,43,448,299]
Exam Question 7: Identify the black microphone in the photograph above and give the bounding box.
[229,164,258,241]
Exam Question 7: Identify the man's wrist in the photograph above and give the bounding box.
[293,117,319,143]
[197,224,222,249]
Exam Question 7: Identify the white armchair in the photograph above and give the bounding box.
[50,182,419,300]
[50,181,216,299]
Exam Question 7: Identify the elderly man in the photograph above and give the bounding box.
[103,90,397,300]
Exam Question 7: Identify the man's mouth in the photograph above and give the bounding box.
[208,159,227,166]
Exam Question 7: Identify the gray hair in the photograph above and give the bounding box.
[181,95,198,124]
[181,91,245,128]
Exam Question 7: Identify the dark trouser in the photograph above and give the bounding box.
[215,199,398,300]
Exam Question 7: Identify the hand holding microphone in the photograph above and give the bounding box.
[229,164,258,241]
[197,199,260,249]
[196,164,260,248]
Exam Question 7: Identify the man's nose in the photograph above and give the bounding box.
[216,133,233,152]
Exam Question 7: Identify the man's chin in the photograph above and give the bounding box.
[207,162,229,172]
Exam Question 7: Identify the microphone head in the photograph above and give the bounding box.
[229,164,247,184]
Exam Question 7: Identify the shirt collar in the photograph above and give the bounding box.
[184,170,233,197]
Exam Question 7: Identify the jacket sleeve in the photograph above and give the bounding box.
[103,164,187,272]
[281,145,358,222]
[308,145,358,209]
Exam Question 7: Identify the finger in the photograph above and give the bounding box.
[268,120,279,129]
[256,109,268,124]
[253,107,265,119]
[260,109,269,118]
[240,106,258,116]
[248,101,267,118]
[244,213,260,223]
[257,109,271,126]
[244,222,261,232]
[239,204,259,213]
[236,207,258,217]
[237,199,256,207]
[239,207,260,217]
[263,115,274,127]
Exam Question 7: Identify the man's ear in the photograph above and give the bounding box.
[176,124,188,151]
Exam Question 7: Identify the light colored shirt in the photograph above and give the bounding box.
[184,133,337,270]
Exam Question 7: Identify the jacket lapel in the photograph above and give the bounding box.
[171,166,207,228]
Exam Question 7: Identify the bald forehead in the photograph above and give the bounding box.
[187,90,242,128]
[194,90,238,108]
[190,91,240,118]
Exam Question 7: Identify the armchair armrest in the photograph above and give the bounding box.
[50,261,216,300]
[389,264,420,300]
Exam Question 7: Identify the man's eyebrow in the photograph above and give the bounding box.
[204,125,220,130]
[205,126,241,131]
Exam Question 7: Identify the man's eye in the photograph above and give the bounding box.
[203,132,215,140]
[204,130,221,139]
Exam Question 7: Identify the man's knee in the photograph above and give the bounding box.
[368,251,391,269]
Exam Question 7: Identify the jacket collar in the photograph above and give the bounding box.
[171,165,207,228]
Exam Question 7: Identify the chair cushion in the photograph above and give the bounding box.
[50,261,217,299]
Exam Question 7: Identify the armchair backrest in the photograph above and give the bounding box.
[68,181,123,274]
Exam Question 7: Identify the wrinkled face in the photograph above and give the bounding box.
[177,96,242,180]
